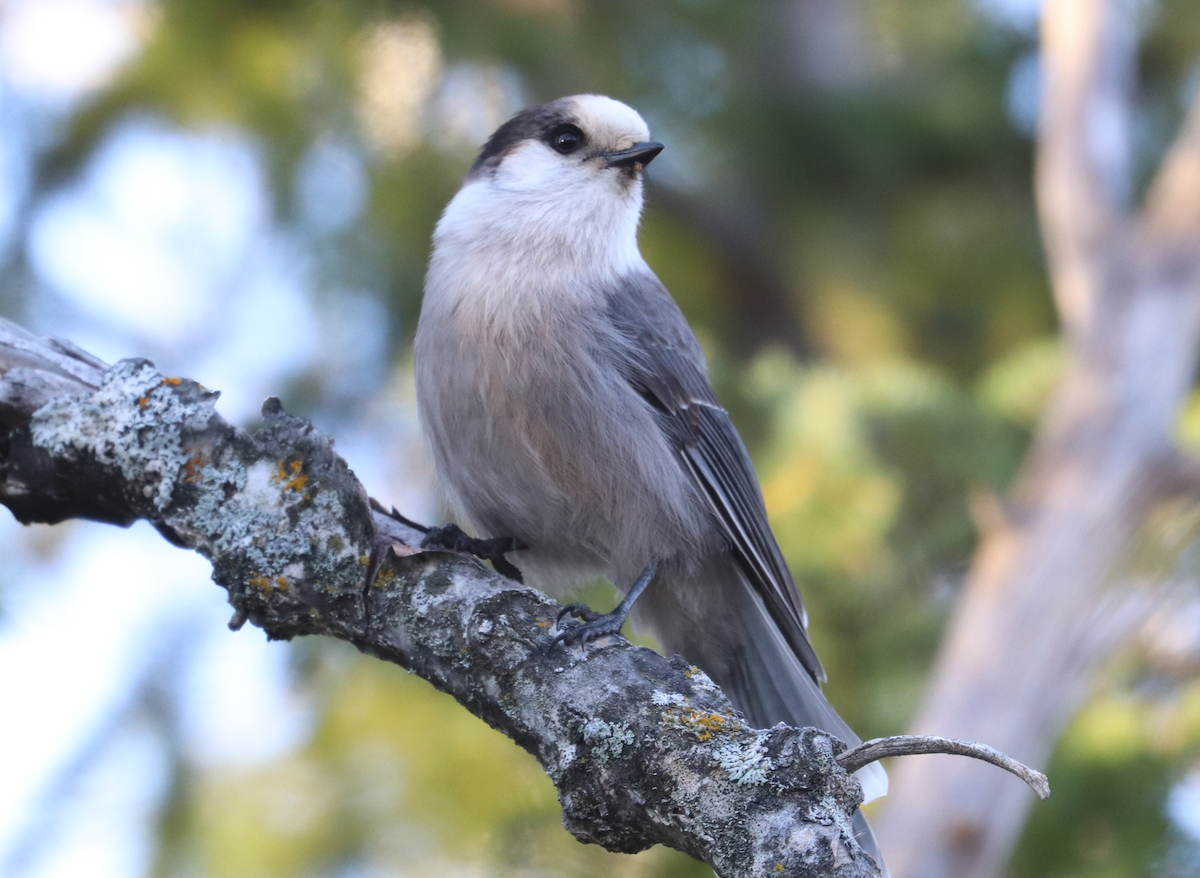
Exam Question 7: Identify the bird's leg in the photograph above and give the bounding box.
[369,500,526,583]
[552,561,660,649]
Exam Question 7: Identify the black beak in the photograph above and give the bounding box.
[604,141,664,169]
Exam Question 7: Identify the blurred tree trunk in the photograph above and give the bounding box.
[875,2,1200,877]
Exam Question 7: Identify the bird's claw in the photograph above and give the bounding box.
[550,604,627,649]
[556,603,603,625]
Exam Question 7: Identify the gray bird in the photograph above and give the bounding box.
[414,94,887,871]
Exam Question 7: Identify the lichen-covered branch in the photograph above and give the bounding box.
[0,317,879,878]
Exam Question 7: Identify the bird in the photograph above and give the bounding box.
[413,94,887,872]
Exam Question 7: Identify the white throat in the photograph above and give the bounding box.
[429,161,646,305]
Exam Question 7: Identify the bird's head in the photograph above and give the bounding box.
[435,95,662,278]
[469,94,662,188]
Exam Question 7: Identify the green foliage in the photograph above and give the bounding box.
[1008,680,1200,878]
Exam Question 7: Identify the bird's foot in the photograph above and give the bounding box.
[420,523,526,583]
[369,500,527,582]
[551,603,629,649]
[548,561,660,651]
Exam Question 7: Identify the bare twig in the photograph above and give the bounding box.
[838,736,1050,801]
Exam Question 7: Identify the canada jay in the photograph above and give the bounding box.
[414,94,887,870]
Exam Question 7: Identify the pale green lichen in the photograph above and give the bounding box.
[651,690,687,706]
[30,359,368,603]
[684,665,723,697]
[713,734,774,785]
[583,718,635,763]
[30,360,194,512]
[177,429,365,595]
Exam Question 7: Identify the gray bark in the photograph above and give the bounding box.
[0,317,879,878]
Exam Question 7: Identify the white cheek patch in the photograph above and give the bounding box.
[496,140,587,191]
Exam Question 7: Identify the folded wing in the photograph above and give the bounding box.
[603,271,825,686]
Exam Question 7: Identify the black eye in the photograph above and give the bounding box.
[550,125,583,154]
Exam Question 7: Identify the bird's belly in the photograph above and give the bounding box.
[416,316,710,590]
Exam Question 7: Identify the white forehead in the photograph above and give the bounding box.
[568,94,651,144]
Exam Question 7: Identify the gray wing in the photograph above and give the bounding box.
[604,271,826,684]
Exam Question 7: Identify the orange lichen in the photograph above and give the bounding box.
[183,453,206,483]
[249,574,291,592]
[273,459,310,493]
[684,710,733,740]
[661,706,742,742]
[162,377,183,386]
[137,396,150,409]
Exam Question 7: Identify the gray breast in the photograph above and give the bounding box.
[414,285,716,591]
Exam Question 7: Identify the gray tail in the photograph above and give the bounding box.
[638,557,888,876]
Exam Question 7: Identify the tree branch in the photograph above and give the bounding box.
[1036,0,1136,336]
[837,737,1050,801]
[0,317,881,878]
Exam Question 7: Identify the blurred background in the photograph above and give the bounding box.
[0,0,1199,876]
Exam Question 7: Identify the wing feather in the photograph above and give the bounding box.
[605,272,826,684]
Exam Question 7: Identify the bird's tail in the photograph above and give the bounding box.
[638,557,888,875]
